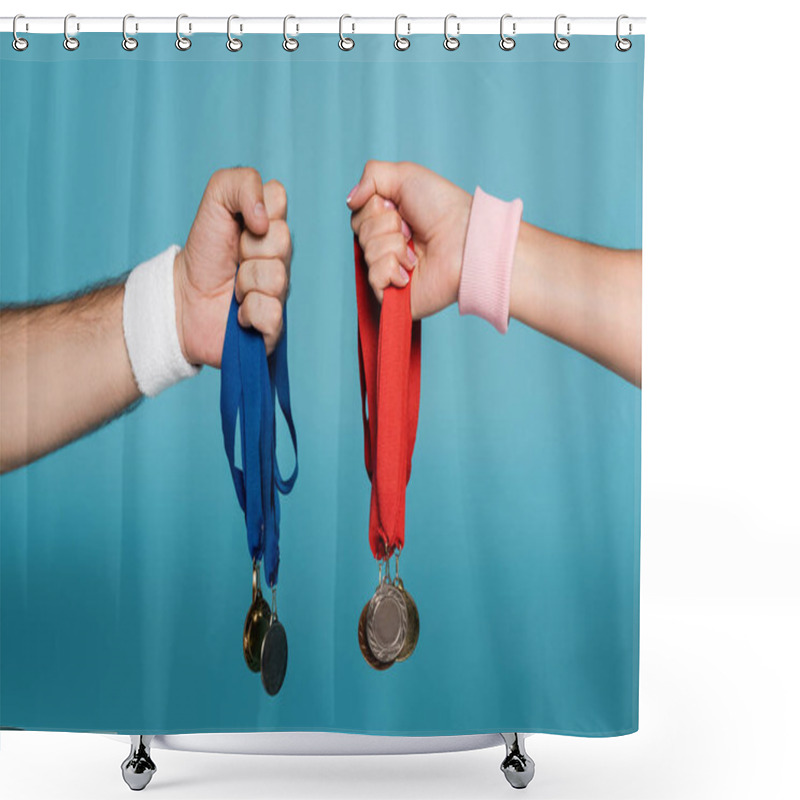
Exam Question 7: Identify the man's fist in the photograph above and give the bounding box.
[174,167,291,368]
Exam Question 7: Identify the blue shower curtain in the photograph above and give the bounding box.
[0,32,643,736]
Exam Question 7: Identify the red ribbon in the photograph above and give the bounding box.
[355,236,421,561]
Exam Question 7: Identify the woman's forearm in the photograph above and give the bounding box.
[0,282,141,474]
[509,221,642,387]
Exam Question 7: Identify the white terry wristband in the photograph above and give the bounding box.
[122,244,201,397]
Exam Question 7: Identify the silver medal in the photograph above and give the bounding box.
[365,561,408,663]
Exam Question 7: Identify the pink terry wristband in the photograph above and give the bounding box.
[457,186,523,334]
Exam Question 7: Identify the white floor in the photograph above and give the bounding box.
[2,596,798,799]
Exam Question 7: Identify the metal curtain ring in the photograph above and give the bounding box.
[499,14,516,51]
[63,13,79,51]
[12,14,28,51]
[616,14,632,51]
[339,14,355,50]
[553,14,570,51]
[176,14,191,51]
[122,14,138,51]
[227,15,243,51]
[443,14,460,51]
[394,14,410,51]
[283,15,299,51]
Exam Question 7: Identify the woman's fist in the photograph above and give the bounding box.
[348,160,472,320]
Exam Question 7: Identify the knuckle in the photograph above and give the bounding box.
[268,297,284,329]
[397,161,413,180]
[379,253,398,276]
[205,168,227,197]
[272,220,291,254]
[241,166,261,183]
[276,263,289,297]
[360,218,376,243]
[247,260,264,291]
[363,240,379,266]
[267,180,288,213]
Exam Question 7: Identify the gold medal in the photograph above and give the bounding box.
[243,560,271,672]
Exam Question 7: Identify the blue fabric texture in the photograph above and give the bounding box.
[0,33,644,736]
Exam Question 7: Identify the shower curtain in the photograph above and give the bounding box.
[0,30,643,737]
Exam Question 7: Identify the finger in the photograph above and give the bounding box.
[237,292,284,355]
[235,258,289,304]
[364,232,417,273]
[262,180,287,221]
[380,200,412,238]
[351,194,398,238]
[206,167,270,236]
[346,160,406,211]
[367,253,411,304]
[359,210,408,246]
[350,194,411,239]
[239,219,292,263]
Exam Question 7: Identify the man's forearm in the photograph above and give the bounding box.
[0,281,141,473]
[509,221,642,387]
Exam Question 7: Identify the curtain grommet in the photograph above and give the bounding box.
[394,15,410,51]
[339,14,355,51]
[283,15,299,51]
[227,15,243,52]
[122,14,138,51]
[175,14,191,51]
[63,13,80,51]
[443,14,460,51]
[499,14,516,51]
[615,15,632,51]
[12,14,28,51]
[553,14,570,51]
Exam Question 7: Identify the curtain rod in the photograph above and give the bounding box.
[0,16,646,36]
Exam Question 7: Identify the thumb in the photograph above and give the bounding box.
[346,160,406,211]
[206,166,270,236]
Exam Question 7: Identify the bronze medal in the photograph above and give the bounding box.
[394,576,419,662]
[243,561,271,672]
[243,589,271,672]
[365,580,408,663]
[260,612,288,695]
[358,598,394,670]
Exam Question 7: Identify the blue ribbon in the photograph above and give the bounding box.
[220,277,298,589]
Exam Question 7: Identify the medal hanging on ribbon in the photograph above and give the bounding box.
[354,235,421,669]
[220,271,298,695]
